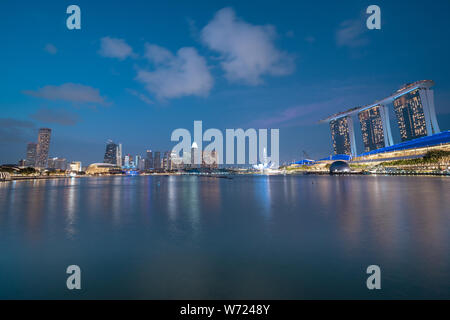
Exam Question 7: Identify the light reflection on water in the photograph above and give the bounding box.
[0,175,449,299]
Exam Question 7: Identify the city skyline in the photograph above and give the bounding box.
[1,1,450,165]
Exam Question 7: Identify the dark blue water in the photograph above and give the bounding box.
[0,175,449,299]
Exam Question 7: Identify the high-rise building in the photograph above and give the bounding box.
[191,142,200,168]
[25,142,37,167]
[329,117,356,156]
[117,143,123,167]
[35,128,52,168]
[154,151,161,169]
[135,155,141,169]
[104,140,118,165]
[162,151,171,170]
[138,158,146,171]
[145,150,153,170]
[70,161,82,172]
[393,88,440,142]
[124,154,131,168]
[358,105,392,152]
[48,157,67,170]
[202,150,219,169]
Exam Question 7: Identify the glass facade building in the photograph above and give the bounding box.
[26,142,37,167]
[35,128,52,168]
[104,140,119,165]
[393,89,428,142]
[358,106,386,152]
[329,116,356,156]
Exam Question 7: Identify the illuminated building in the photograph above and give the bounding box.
[322,80,441,155]
[191,142,200,168]
[138,158,146,170]
[25,142,37,167]
[35,128,52,168]
[123,154,134,168]
[86,163,121,175]
[117,143,123,167]
[393,86,440,142]
[47,157,67,170]
[145,150,153,169]
[202,150,219,169]
[154,151,161,169]
[329,116,357,156]
[162,151,170,170]
[135,155,141,169]
[104,140,120,165]
[358,105,393,152]
[70,161,82,172]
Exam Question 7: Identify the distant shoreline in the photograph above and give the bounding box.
[1,171,449,182]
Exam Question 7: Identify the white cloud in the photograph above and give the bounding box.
[136,45,213,100]
[23,83,106,104]
[201,7,294,85]
[98,37,134,60]
[44,43,57,55]
[336,19,368,48]
[144,44,174,65]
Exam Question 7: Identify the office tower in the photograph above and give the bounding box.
[25,142,37,167]
[135,155,141,169]
[117,143,123,167]
[358,105,393,152]
[104,140,118,165]
[35,128,52,168]
[124,154,131,168]
[162,151,171,170]
[18,159,26,167]
[202,150,219,169]
[203,150,219,169]
[393,88,440,142]
[70,161,82,172]
[138,158,146,171]
[154,152,161,169]
[47,157,67,170]
[145,150,153,170]
[329,116,356,156]
[55,158,67,170]
[191,142,200,168]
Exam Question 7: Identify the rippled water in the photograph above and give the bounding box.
[0,175,449,299]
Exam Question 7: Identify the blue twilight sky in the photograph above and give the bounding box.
[1,0,450,165]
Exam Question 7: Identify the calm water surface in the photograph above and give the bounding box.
[0,175,449,299]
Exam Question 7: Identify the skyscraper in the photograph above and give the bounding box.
[48,157,67,170]
[393,89,427,142]
[104,140,119,165]
[202,150,219,169]
[329,117,356,156]
[138,158,146,171]
[117,143,123,167]
[124,154,131,168]
[154,151,161,170]
[358,106,387,152]
[191,142,200,168]
[393,87,440,142]
[25,142,37,167]
[135,155,141,169]
[145,150,153,170]
[35,128,51,168]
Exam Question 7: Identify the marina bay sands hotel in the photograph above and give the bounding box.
[322,80,442,156]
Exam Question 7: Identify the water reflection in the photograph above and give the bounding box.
[0,175,448,299]
[65,178,77,239]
